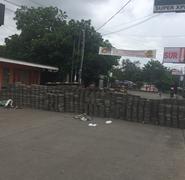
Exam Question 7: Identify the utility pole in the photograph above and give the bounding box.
[78,29,85,85]
[183,67,185,89]
[70,39,76,82]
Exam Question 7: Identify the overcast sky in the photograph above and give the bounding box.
[1,0,185,70]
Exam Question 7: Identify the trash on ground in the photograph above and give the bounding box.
[74,113,91,121]
[105,120,112,124]
[74,113,86,119]
[80,116,88,121]
[0,99,14,108]
[88,123,97,127]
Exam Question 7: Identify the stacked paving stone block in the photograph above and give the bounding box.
[126,95,134,121]
[0,83,185,129]
[104,93,111,118]
[57,91,65,112]
[131,96,140,123]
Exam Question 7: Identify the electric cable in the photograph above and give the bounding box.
[102,14,161,36]
[4,0,21,7]
[96,0,132,31]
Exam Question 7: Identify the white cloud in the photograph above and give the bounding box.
[0,0,185,68]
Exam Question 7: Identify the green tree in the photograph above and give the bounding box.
[2,6,118,85]
[112,59,143,87]
[0,45,6,57]
[142,60,173,91]
[5,6,67,61]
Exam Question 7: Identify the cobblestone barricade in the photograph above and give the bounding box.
[0,83,185,129]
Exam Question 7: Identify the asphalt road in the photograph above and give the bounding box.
[0,108,185,180]
[128,90,183,99]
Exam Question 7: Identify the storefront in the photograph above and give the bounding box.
[0,57,58,89]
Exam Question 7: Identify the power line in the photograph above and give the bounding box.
[106,13,154,30]
[3,25,17,33]
[29,0,43,7]
[96,0,132,31]
[115,34,185,39]
[101,13,154,35]
[4,0,21,7]
[1,26,13,33]
[4,0,44,8]
[5,7,15,13]
[102,14,161,36]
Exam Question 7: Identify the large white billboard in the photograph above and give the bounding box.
[154,0,185,13]
[99,47,156,58]
[163,47,185,63]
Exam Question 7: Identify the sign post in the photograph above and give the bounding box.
[0,4,5,26]
[154,0,185,13]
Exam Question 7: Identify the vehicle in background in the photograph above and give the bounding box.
[140,84,158,93]
[115,80,136,89]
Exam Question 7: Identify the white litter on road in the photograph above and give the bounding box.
[74,113,86,119]
[80,117,88,121]
[105,120,112,124]
[74,113,91,122]
[88,123,97,127]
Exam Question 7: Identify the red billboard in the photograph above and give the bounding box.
[163,47,185,63]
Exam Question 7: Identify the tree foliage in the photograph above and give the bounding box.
[113,59,173,91]
[0,6,173,90]
[112,59,143,87]
[142,60,173,91]
[1,6,118,85]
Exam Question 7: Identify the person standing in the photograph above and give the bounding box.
[170,87,174,98]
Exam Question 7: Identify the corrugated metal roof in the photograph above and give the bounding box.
[0,57,59,71]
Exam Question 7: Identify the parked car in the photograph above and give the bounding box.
[118,80,136,88]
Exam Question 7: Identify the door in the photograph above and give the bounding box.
[2,67,10,88]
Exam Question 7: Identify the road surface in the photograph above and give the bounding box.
[128,90,183,99]
[0,108,185,180]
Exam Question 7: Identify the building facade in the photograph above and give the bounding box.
[0,57,58,89]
